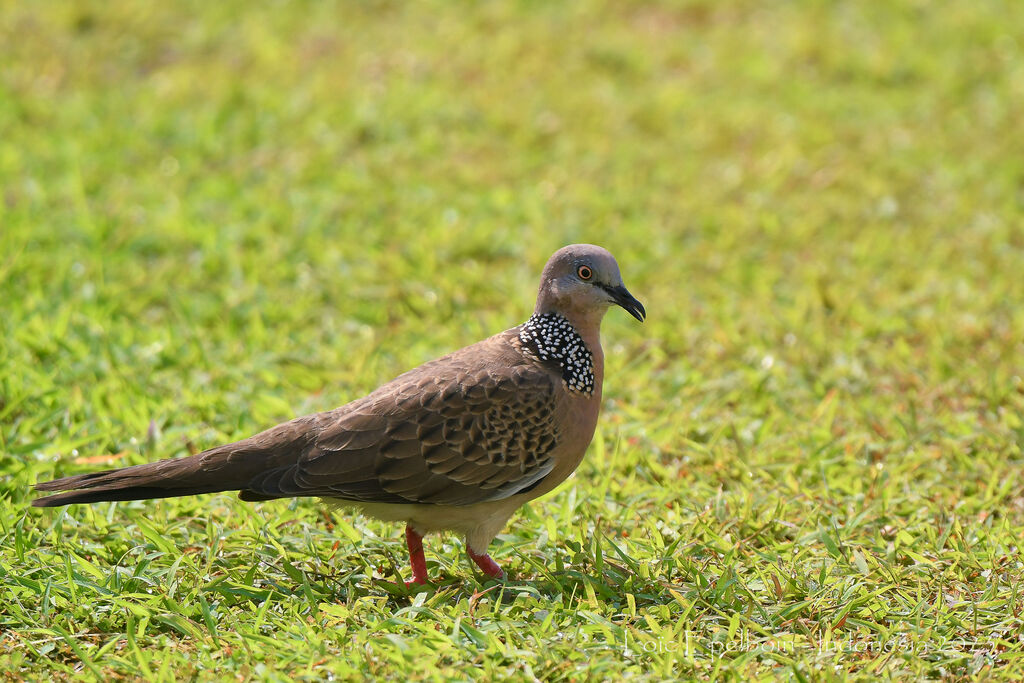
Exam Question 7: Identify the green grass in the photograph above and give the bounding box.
[3,0,1024,679]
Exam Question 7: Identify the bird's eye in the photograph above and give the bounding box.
[577,265,593,280]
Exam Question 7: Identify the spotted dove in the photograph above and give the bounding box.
[33,244,646,585]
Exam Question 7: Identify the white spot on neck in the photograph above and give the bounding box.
[519,313,595,396]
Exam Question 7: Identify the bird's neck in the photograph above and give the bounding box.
[519,311,604,397]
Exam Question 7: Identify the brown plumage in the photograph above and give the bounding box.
[33,244,645,584]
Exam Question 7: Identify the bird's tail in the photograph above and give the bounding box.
[33,454,231,506]
[32,416,318,507]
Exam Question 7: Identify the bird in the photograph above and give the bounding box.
[33,244,646,586]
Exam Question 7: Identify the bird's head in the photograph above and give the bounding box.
[535,244,646,324]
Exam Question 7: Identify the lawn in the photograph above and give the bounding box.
[3,0,1024,680]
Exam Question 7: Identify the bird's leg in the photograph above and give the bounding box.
[405,524,430,586]
[467,545,505,580]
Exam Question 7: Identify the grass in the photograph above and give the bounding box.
[2,0,1024,679]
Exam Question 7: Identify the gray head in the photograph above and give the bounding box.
[534,244,646,323]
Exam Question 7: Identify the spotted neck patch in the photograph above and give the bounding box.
[519,313,595,396]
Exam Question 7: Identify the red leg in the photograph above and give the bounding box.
[406,524,429,586]
[468,546,505,580]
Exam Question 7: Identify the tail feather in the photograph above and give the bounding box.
[32,451,245,507]
[32,484,232,507]
[32,415,322,507]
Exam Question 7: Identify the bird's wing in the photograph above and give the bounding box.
[240,355,562,506]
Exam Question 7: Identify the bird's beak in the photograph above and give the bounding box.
[604,284,646,322]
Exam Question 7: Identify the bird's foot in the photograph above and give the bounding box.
[468,546,505,581]
[404,577,431,588]
[373,576,434,595]
[406,523,431,586]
